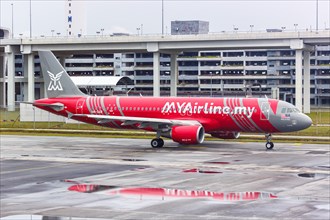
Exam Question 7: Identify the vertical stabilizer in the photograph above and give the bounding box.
[38,50,86,98]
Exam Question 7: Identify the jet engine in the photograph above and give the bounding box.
[168,125,205,145]
[210,131,240,139]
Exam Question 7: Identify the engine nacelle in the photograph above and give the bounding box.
[170,125,205,145]
[210,131,240,139]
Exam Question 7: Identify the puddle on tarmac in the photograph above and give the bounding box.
[68,184,115,193]
[298,173,330,178]
[298,173,315,178]
[62,179,81,184]
[67,184,277,201]
[122,158,147,162]
[182,168,222,174]
[205,161,230,165]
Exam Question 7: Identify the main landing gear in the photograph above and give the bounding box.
[151,131,164,148]
[265,133,274,150]
[151,138,164,148]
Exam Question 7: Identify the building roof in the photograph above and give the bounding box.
[71,76,133,87]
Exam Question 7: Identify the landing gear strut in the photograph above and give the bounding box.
[151,138,164,148]
[265,133,274,150]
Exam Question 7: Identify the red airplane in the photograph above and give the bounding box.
[33,51,312,149]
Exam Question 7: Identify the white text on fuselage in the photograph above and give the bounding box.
[162,102,255,118]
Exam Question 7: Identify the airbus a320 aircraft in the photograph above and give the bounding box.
[32,51,312,149]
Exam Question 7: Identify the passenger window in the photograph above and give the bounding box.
[141,107,144,111]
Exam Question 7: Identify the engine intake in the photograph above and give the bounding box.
[168,125,205,145]
[210,131,240,139]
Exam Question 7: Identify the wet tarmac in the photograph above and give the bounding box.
[0,135,329,219]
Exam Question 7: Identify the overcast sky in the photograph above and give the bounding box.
[0,0,329,37]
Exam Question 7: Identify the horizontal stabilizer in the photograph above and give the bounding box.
[33,102,65,111]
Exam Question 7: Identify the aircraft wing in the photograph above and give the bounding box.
[73,114,201,130]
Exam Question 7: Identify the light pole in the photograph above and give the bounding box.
[211,71,219,97]
[161,0,164,35]
[294,24,298,31]
[136,27,140,35]
[101,28,104,36]
[316,0,319,31]
[249,24,254,32]
[210,72,213,97]
[11,3,14,38]
[140,24,143,35]
[51,30,54,37]
[281,26,286,31]
[29,0,32,38]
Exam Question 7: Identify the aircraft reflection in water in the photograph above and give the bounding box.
[68,184,277,201]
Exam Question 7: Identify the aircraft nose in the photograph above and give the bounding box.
[299,114,313,130]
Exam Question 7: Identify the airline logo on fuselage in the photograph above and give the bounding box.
[162,102,255,118]
[47,71,63,91]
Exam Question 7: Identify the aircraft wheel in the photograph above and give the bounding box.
[158,138,164,148]
[266,142,274,150]
[151,138,164,148]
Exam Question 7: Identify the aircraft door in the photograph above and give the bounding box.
[260,102,270,120]
[76,98,85,114]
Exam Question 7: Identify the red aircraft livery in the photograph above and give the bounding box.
[33,51,312,149]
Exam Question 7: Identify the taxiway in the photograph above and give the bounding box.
[1,135,329,219]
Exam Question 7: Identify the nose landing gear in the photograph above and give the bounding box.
[265,133,274,150]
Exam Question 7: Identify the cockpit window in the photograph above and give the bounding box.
[281,108,287,114]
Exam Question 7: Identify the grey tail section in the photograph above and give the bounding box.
[38,50,86,98]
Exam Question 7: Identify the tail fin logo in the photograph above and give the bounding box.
[47,71,63,91]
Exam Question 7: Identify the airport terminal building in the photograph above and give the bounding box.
[5,45,330,107]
